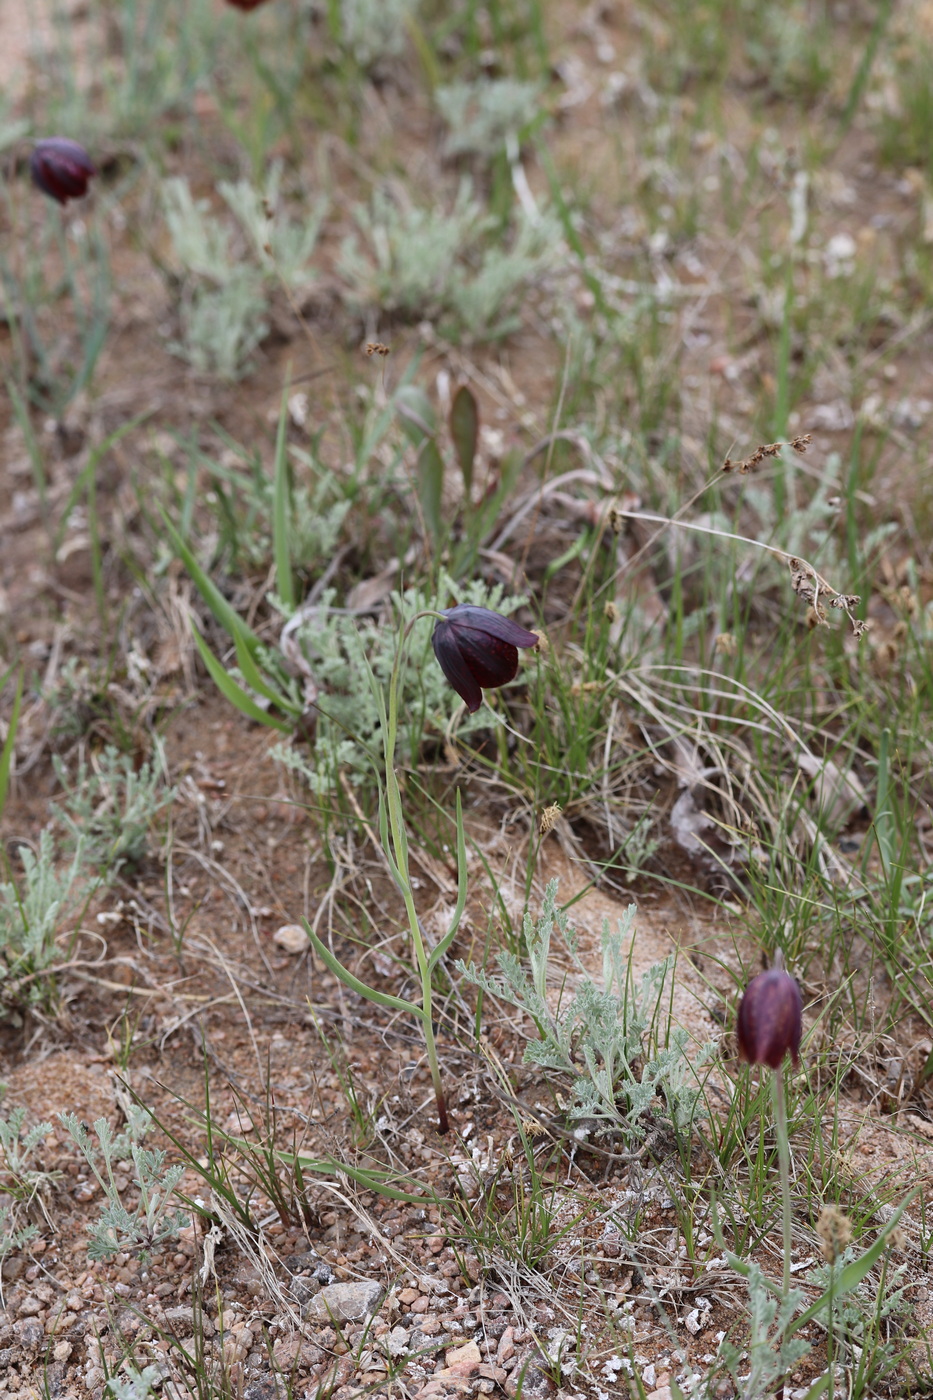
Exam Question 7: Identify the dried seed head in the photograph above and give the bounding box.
[736,966,802,1070]
[816,1205,852,1263]
[604,601,620,622]
[723,434,812,474]
[607,507,624,534]
[539,803,562,835]
[715,631,737,656]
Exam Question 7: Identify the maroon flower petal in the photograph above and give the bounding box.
[442,604,538,649]
[431,604,538,712]
[432,622,483,712]
[737,968,802,1070]
[453,629,519,690]
[30,138,96,205]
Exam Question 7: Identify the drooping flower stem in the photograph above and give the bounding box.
[383,611,451,1134]
[773,1065,792,1298]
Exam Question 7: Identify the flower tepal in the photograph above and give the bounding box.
[736,966,802,1070]
[431,604,538,713]
[30,138,96,205]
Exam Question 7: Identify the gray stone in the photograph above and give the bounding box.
[504,1351,557,1399]
[303,1280,384,1325]
[43,1360,67,1396]
[162,1305,195,1329]
[243,1376,286,1400]
[13,1317,45,1349]
[285,1250,334,1286]
[287,1276,320,1308]
[386,1326,410,1357]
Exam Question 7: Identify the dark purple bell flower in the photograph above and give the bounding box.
[737,966,802,1071]
[431,605,538,713]
[30,138,96,205]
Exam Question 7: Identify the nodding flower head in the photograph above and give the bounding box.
[30,138,96,205]
[431,605,538,714]
[736,966,802,1071]
[224,0,273,8]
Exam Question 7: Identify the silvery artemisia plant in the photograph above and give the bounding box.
[457,879,715,1143]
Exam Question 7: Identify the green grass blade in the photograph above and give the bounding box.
[417,438,445,548]
[873,725,895,876]
[160,507,264,656]
[191,626,292,731]
[54,413,151,556]
[277,1147,436,1203]
[232,629,301,717]
[0,666,24,820]
[6,377,47,517]
[273,383,295,613]
[301,917,421,1016]
[449,384,478,499]
[787,1189,916,1337]
[428,788,468,971]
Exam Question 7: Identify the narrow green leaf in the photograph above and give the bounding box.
[160,508,263,657]
[404,10,440,92]
[302,918,422,1017]
[720,1188,917,1332]
[191,627,291,731]
[273,384,295,613]
[395,385,437,443]
[6,378,47,520]
[54,413,151,555]
[284,1150,435,1203]
[386,766,410,880]
[232,629,301,717]
[376,785,404,890]
[473,447,522,540]
[0,666,23,820]
[417,438,445,546]
[543,529,588,583]
[786,1189,916,1337]
[449,384,478,499]
[874,725,894,875]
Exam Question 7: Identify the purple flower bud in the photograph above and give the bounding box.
[736,967,802,1070]
[30,138,96,205]
[225,0,272,8]
[431,604,538,713]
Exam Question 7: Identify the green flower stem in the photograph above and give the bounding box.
[385,610,450,1134]
[773,1065,792,1297]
